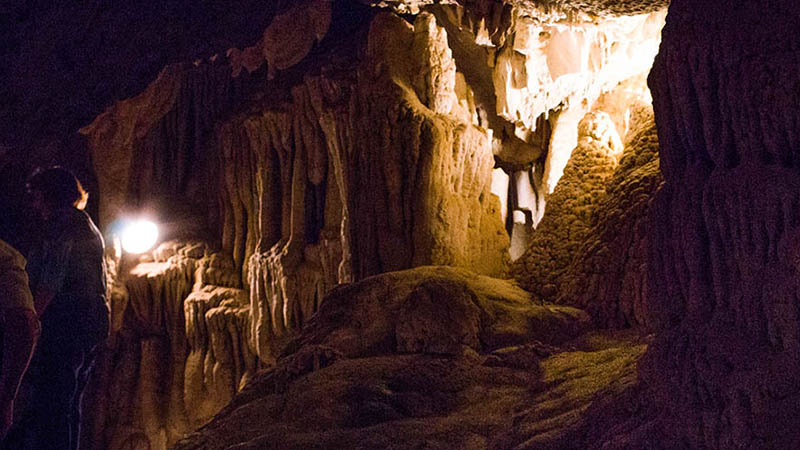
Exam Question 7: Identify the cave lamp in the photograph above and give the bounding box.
[119,219,159,254]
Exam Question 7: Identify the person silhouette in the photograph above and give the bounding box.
[23,166,109,450]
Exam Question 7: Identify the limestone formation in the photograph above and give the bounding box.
[560,104,662,328]
[428,3,664,252]
[172,267,647,450]
[262,0,332,77]
[82,241,254,450]
[70,2,677,446]
[512,111,622,301]
[184,285,256,429]
[20,0,800,448]
[493,8,664,195]
[632,1,800,447]
[368,0,668,18]
[285,266,591,356]
[77,6,517,448]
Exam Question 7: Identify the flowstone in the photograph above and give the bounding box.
[172,267,645,450]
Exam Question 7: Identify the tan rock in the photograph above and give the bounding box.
[262,0,332,77]
[559,105,662,328]
[171,264,641,450]
[512,111,621,301]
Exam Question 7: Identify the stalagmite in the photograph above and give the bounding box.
[512,111,622,301]
[560,104,662,328]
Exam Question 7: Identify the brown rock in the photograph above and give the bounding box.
[512,111,621,301]
[560,104,662,329]
[171,269,640,450]
[633,1,800,448]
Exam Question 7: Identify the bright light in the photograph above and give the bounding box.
[120,220,159,254]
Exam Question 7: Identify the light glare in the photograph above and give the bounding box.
[120,220,159,254]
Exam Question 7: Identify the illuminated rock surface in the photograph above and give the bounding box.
[172,267,646,450]
[6,0,799,449]
[82,241,253,449]
[560,105,662,328]
[512,111,622,300]
[60,2,667,449]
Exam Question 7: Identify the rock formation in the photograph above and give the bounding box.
[512,110,622,300]
[172,266,649,450]
[634,0,800,447]
[81,241,254,449]
[71,2,672,448]
[10,0,800,449]
[560,104,662,328]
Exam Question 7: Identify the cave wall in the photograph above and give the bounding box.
[67,0,800,447]
[78,4,516,448]
[640,0,800,447]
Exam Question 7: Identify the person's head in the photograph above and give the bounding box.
[26,166,88,218]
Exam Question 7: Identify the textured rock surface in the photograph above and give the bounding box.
[431,3,664,252]
[184,285,256,429]
[78,7,513,449]
[512,111,621,301]
[369,0,668,17]
[493,9,663,194]
[171,267,648,450]
[633,0,800,448]
[76,6,668,444]
[82,241,253,450]
[79,5,511,365]
[13,0,800,449]
[560,105,662,328]
[284,266,591,356]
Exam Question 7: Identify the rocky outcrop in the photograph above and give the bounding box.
[369,0,668,18]
[184,285,256,429]
[80,61,263,230]
[632,0,800,447]
[512,111,622,301]
[79,6,513,449]
[213,11,513,362]
[60,2,673,449]
[172,266,648,450]
[82,241,252,450]
[560,105,662,328]
[430,4,664,244]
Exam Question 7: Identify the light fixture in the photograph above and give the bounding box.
[119,219,159,254]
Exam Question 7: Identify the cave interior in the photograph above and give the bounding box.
[2,0,800,448]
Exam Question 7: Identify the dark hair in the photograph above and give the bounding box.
[26,166,88,210]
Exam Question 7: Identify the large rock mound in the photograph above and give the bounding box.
[172,267,648,450]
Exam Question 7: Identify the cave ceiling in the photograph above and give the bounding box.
[368,0,669,17]
[0,0,667,152]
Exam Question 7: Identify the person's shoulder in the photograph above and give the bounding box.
[0,238,26,270]
[73,209,105,247]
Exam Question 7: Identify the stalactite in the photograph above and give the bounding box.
[81,61,254,229]
[72,3,676,449]
[82,241,253,450]
[184,285,255,429]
